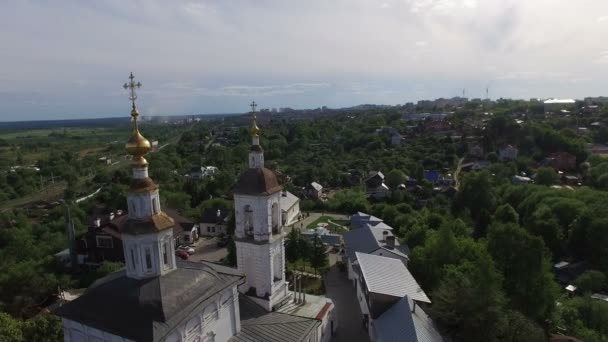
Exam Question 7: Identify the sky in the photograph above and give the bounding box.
[1,0,608,121]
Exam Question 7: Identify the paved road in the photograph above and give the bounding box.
[325,265,370,342]
[188,237,228,263]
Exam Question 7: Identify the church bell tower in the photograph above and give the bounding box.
[233,102,288,311]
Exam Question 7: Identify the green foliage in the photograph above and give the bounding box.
[494,203,519,224]
[535,167,559,186]
[430,250,505,341]
[0,314,62,342]
[0,312,23,342]
[575,270,607,294]
[555,297,608,341]
[21,315,63,342]
[487,223,558,320]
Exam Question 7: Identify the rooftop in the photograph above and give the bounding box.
[373,296,445,342]
[356,252,429,303]
[55,261,243,341]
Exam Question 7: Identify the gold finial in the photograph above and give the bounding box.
[123,72,151,166]
[250,101,260,137]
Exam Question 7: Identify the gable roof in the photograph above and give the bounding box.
[280,191,300,211]
[373,296,445,342]
[200,208,230,224]
[356,252,429,303]
[310,182,323,191]
[343,225,408,262]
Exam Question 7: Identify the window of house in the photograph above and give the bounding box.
[152,198,157,215]
[130,248,137,271]
[96,236,113,248]
[162,243,168,265]
[145,247,153,271]
[207,226,211,233]
[211,226,216,233]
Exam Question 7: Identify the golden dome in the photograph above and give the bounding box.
[251,114,261,137]
[125,107,151,165]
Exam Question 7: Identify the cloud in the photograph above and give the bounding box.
[1,0,608,120]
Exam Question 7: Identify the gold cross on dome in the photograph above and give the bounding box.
[123,72,142,108]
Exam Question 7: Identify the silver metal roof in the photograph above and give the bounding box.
[373,296,445,342]
[356,252,430,303]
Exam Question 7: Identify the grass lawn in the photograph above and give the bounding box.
[306,215,334,229]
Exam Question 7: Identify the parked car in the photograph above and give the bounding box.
[177,246,195,255]
[176,250,189,260]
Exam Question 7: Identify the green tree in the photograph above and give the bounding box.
[535,167,559,186]
[453,171,496,221]
[487,223,558,320]
[0,313,23,342]
[494,203,519,224]
[431,253,505,341]
[499,310,545,342]
[310,236,328,274]
[21,315,63,342]
[385,169,407,189]
[575,270,607,294]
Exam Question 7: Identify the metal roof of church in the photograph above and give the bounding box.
[231,295,321,342]
[55,261,243,341]
[234,168,282,196]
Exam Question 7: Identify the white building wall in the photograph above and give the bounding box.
[123,229,176,279]
[156,285,240,342]
[127,189,160,219]
[234,192,281,241]
[282,201,300,226]
[199,222,227,237]
[62,319,134,342]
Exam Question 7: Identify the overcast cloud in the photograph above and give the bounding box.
[1,0,608,120]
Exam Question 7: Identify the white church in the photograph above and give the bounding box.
[55,75,335,342]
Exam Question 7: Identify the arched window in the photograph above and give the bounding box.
[271,202,280,234]
[152,198,157,215]
[244,205,253,236]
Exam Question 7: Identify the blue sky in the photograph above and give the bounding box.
[1,0,608,121]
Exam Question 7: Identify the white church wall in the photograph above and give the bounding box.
[123,229,175,279]
[234,192,282,241]
[158,285,240,342]
[62,318,133,342]
[127,189,160,219]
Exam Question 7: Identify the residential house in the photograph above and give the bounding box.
[344,213,410,282]
[76,212,126,265]
[199,208,230,237]
[544,99,576,113]
[307,182,323,200]
[280,191,301,226]
[76,210,186,265]
[424,120,451,132]
[512,175,533,185]
[353,252,444,341]
[189,166,219,180]
[499,145,519,161]
[589,144,608,155]
[365,171,390,199]
[548,152,577,171]
[469,145,484,158]
[391,133,403,146]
